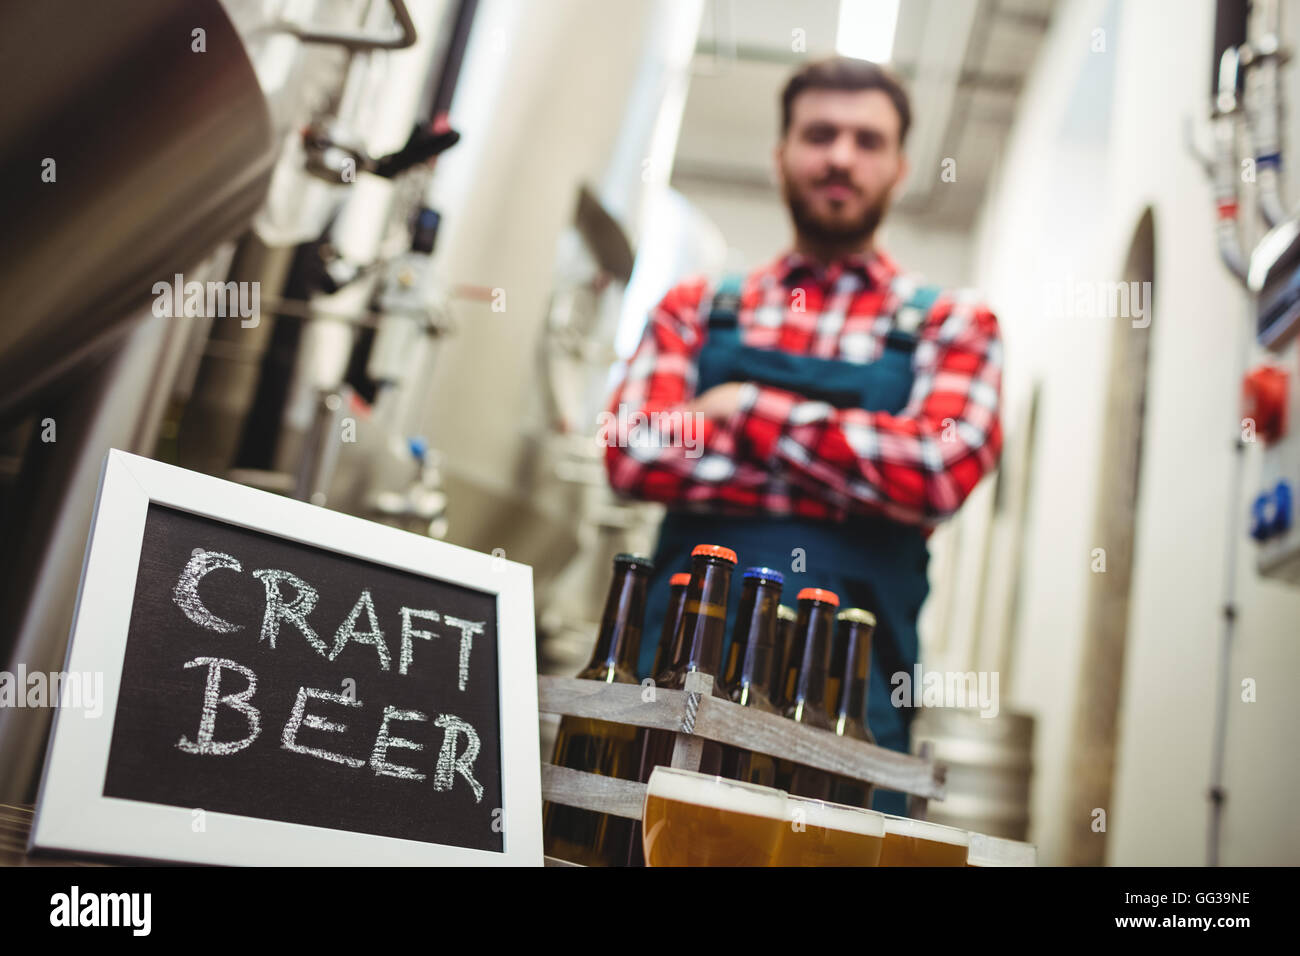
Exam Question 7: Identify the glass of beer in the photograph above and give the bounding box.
[878,814,970,866]
[967,832,1037,866]
[642,766,788,866]
[774,795,885,866]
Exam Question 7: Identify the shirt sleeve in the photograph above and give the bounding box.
[730,292,1004,526]
[602,277,773,507]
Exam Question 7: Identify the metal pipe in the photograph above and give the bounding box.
[273,0,418,52]
[1213,0,1250,98]
[1213,46,1250,282]
[423,0,480,123]
[1245,0,1287,227]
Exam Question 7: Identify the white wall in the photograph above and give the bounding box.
[967,0,1300,864]
[419,0,701,515]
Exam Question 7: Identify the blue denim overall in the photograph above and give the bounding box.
[637,273,939,816]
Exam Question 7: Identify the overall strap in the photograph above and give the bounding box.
[706,273,745,328]
[885,278,942,352]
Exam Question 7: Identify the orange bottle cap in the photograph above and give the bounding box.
[669,572,692,587]
[690,543,738,564]
[797,587,840,606]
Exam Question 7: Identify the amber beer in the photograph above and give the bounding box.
[625,543,737,865]
[642,766,788,866]
[774,795,886,866]
[542,553,652,865]
[878,814,971,866]
[719,568,784,787]
[774,588,839,799]
[966,832,1037,866]
[826,608,876,809]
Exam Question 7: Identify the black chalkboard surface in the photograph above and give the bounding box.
[102,502,504,853]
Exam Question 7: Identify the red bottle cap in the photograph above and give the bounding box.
[797,587,840,606]
[669,572,692,587]
[691,544,737,564]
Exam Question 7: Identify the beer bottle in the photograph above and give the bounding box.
[616,569,691,866]
[626,543,736,865]
[827,608,877,809]
[770,603,797,703]
[543,553,652,865]
[774,587,838,799]
[719,567,783,787]
[720,567,783,704]
[651,573,692,680]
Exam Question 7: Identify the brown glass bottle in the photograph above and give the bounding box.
[770,603,797,702]
[617,569,691,867]
[651,573,692,680]
[625,543,737,865]
[774,587,838,800]
[827,608,877,809]
[542,553,652,865]
[719,567,783,787]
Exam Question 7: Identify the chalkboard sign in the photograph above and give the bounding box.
[30,450,542,866]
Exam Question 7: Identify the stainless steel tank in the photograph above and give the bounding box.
[913,707,1036,840]
[0,0,276,803]
[0,0,276,413]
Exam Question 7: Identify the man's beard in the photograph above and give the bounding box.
[782,176,891,248]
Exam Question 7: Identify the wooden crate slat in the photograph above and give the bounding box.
[540,763,647,820]
[538,676,945,799]
[537,676,688,731]
[689,697,946,799]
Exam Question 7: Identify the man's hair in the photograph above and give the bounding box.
[780,56,912,147]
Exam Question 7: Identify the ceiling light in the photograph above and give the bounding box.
[836,0,900,63]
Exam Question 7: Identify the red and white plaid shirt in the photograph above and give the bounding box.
[602,248,1003,528]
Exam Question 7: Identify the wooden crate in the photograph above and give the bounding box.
[538,672,947,866]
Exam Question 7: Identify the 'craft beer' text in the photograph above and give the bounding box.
[165,546,487,801]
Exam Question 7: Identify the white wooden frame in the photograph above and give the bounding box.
[29,449,542,866]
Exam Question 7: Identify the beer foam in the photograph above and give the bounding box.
[882,814,970,846]
[647,768,786,820]
[787,797,885,836]
[967,832,1036,866]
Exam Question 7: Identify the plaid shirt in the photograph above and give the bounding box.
[602,248,1003,528]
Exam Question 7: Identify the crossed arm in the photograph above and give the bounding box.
[603,277,1004,527]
